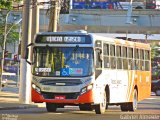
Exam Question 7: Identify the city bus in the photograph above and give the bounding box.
[26,31,151,114]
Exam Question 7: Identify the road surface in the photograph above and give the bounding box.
[0,94,160,120]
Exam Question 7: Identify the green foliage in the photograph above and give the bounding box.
[60,0,70,14]
[151,44,160,60]
[0,11,19,50]
[0,0,22,10]
[151,44,160,79]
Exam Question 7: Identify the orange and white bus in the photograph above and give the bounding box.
[26,30,151,114]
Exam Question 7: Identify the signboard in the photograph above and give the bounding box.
[60,68,83,76]
[35,35,91,44]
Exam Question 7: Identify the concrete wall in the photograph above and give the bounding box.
[66,9,160,33]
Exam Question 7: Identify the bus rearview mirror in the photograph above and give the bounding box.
[25,43,34,65]
[25,48,29,60]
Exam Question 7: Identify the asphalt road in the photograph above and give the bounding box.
[0,95,160,120]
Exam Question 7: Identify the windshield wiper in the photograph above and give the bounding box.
[65,45,79,64]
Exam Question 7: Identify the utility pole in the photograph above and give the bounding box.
[19,0,32,104]
[48,0,61,32]
[126,0,133,24]
[31,0,39,40]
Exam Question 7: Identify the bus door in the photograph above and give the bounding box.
[95,48,102,79]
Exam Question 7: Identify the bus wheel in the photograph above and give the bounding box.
[46,103,57,112]
[121,89,138,112]
[105,90,109,110]
[120,104,128,111]
[79,104,93,111]
[128,89,138,111]
[95,91,106,114]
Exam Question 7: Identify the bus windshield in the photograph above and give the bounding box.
[33,47,94,77]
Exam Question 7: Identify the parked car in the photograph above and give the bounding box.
[151,79,160,96]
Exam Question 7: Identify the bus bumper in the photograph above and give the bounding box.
[32,88,94,104]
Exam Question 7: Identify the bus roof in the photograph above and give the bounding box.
[36,30,88,36]
[35,31,151,50]
[91,33,150,49]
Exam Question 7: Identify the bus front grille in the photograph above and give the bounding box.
[41,92,80,99]
[39,79,82,86]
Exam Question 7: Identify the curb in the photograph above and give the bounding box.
[0,104,38,110]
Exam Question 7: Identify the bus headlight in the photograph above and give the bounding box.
[81,84,93,95]
[32,84,41,93]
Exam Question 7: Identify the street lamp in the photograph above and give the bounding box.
[0,11,22,91]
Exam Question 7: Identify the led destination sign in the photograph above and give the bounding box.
[46,36,83,43]
[35,35,91,44]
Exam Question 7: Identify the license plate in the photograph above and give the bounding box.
[55,95,66,100]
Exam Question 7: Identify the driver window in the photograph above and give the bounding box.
[96,49,102,68]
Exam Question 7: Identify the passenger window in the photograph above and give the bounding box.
[116,46,122,69]
[110,45,116,69]
[122,46,128,70]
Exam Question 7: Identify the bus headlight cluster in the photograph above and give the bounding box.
[32,84,41,93]
[81,84,93,95]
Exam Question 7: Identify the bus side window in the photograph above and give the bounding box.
[110,44,116,69]
[116,45,122,69]
[103,43,110,68]
[135,48,140,70]
[96,49,102,68]
[133,48,136,70]
[140,49,145,71]
[122,46,128,70]
[128,47,134,70]
[144,50,150,71]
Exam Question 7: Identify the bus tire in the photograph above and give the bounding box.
[121,89,138,112]
[95,91,106,114]
[46,103,57,112]
[105,86,110,110]
[79,104,93,111]
[129,89,138,111]
[120,104,128,111]
[128,89,138,111]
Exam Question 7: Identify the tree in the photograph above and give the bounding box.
[151,44,160,79]
[0,0,22,55]
[60,0,70,14]
[0,11,19,54]
[0,0,22,91]
[151,44,160,60]
[0,0,22,10]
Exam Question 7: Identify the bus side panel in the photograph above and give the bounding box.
[128,71,151,102]
[103,69,151,103]
[113,70,129,103]
[105,70,133,103]
[136,71,151,101]
[108,70,136,103]
[125,70,136,103]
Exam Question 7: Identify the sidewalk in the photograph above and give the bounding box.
[0,90,39,110]
[0,81,44,110]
